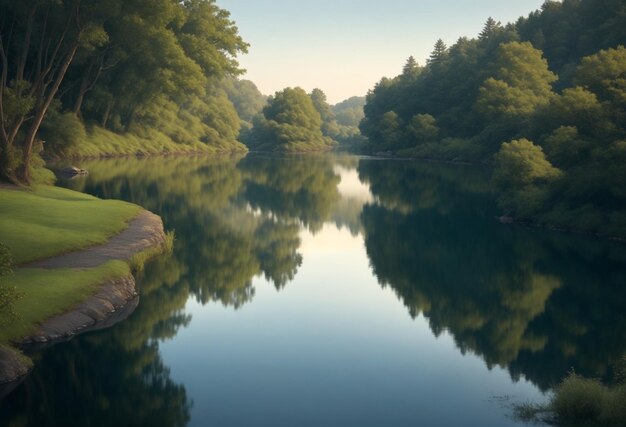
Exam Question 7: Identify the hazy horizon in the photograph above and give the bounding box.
[218,0,547,104]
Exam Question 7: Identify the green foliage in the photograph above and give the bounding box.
[222,78,267,125]
[493,139,562,217]
[0,243,12,277]
[542,126,591,169]
[552,373,608,422]
[476,42,557,122]
[406,113,439,144]
[332,96,365,127]
[245,87,335,152]
[428,39,448,64]
[40,111,88,155]
[575,46,626,104]
[546,371,626,426]
[360,158,626,395]
[310,88,341,138]
[0,0,249,183]
[0,243,21,328]
[360,1,626,238]
[0,260,131,344]
[129,231,175,274]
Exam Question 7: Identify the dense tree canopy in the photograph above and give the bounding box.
[359,0,626,238]
[0,0,249,184]
[243,87,335,152]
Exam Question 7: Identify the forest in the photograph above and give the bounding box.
[0,0,364,186]
[2,1,626,425]
[360,0,626,238]
[0,0,256,184]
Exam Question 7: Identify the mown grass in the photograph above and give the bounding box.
[0,185,140,264]
[0,260,130,344]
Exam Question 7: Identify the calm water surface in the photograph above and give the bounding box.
[2,154,626,427]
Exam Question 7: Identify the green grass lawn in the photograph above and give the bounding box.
[0,185,140,264]
[0,261,130,344]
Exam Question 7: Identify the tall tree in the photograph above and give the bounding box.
[0,0,103,183]
[428,39,448,64]
[479,17,502,40]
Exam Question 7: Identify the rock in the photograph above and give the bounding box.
[0,346,31,386]
[20,275,138,349]
[61,166,88,176]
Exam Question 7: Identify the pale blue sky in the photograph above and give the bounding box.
[217,0,547,103]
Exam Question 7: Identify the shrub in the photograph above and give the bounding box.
[551,373,608,421]
[0,243,21,328]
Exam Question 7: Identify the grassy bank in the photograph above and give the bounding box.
[0,185,167,379]
[57,125,248,159]
[0,186,140,264]
[0,261,130,344]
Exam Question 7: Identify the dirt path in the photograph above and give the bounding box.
[24,210,165,269]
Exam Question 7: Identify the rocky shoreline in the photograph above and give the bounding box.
[0,209,167,388]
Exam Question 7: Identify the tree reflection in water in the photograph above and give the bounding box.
[2,154,626,427]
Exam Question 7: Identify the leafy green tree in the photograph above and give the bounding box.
[222,78,267,124]
[310,88,341,138]
[406,114,439,144]
[476,42,557,122]
[0,0,108,183]
[575,46,626,102]
[378,111,403,148]
[542,126,591,169]
[493,138,562,217]
[246,87,334,152]
[332,96,365,127]
[537,86,604,137]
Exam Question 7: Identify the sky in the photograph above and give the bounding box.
[217,0,547,104]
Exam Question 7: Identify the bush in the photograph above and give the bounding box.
[40,111,87,155]
[0,243,21,328]
[552,373,608,421]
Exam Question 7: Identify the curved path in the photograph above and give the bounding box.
[1,210,166,388]
[24,210,165,269]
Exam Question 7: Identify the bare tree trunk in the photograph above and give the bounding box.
[101,100,112,129]
[17,41,79,183]
[73,78,87,116]
[0,134,14,182]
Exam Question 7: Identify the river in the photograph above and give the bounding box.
[2,154,625,426]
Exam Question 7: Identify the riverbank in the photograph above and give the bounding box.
[0,186,169,386]
[358,149,626,242]
[53,125,248,159]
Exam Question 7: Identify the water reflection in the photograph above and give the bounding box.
[240,155,341,233]
[0,256,191,427]
[358,159,626,390]
[1,154,625,426]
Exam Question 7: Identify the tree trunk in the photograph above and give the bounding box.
[73,76,89,116]
[73,89,85,116]
[16,41,79,183]
[0,135,14,183]
[101,101,112,129]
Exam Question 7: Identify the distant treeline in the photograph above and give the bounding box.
[360,0,626,238]
[0,0,268,184]
[242,88,365,152]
